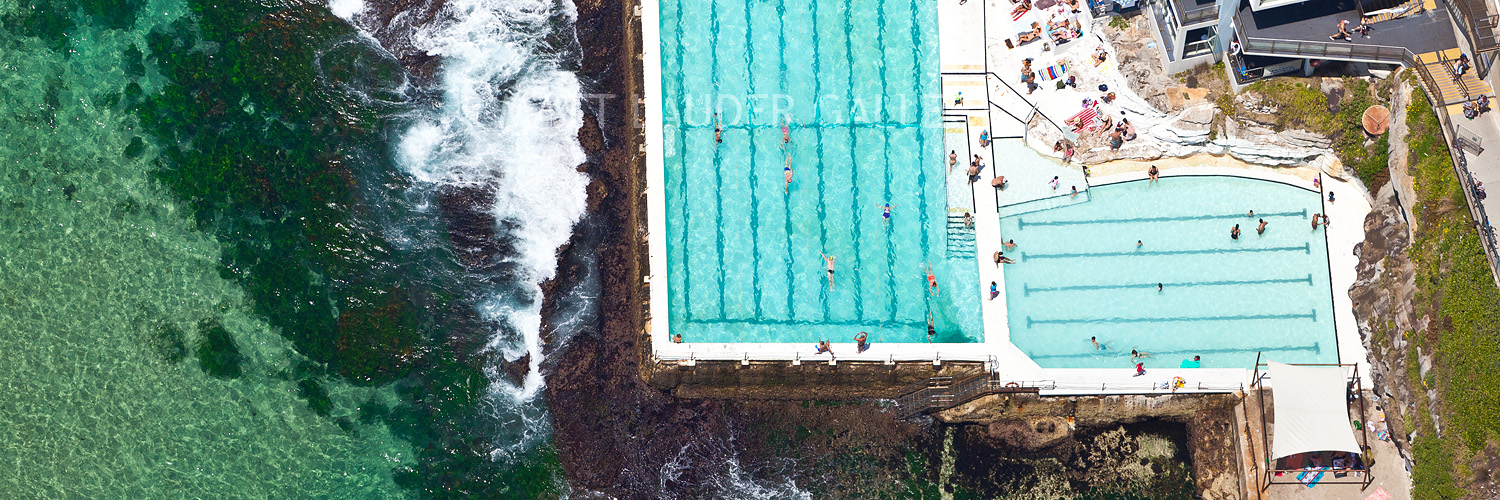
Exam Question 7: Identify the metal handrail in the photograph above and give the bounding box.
[1180,3,1219,25]
[1438,0,1500,55]
[1422,86,1500,287]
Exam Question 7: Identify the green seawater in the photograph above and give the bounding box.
[0,1,417,496]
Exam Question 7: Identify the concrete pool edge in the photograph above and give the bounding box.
[640,1,1372,390]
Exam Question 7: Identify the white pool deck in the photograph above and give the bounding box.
[640,0,1373,395]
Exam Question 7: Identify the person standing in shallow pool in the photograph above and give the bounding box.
[1312,214,1322,229]
[1257,218,1267,235]
[1230,224,1241,239]
[1136,240,1143,249]
[820,253,836,290]
[1049,176,1060,190]
[948,150,958,172]
[1004,239,1017,250]
[1091,336,1101,350]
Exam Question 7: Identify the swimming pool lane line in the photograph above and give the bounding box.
[1024,341,1321,361]
[814,0,830,323]
[712,0,727,321]
[778,0,795,322]
[744,0,763,321]
[1022,274,1315,296]
[1020,242,1310,261]
[842,1,866,323]
[1025,309,1317,328]
[1015,209,1308,228]
[673,0,693,322]
[876,0,895,323]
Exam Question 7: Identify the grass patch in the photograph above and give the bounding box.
[1403,85,1500,497]
[1245,78,1389,190]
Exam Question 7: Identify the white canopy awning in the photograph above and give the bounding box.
[1269,361,1362,460]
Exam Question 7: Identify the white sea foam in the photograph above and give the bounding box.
[328,0,365,20]
[394,0,587,456]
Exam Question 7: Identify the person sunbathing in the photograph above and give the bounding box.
[1091,45,1108,65]
[1011,0,1032,17]
[1016,24,1042,44]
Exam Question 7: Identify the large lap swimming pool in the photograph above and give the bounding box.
[659,0,983,344]
[1000,176,1338,369]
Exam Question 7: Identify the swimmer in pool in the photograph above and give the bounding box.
[1230,224,1241,240]
[925,263,940,297]
[1091,336,1101,350]
[782,115,791,144]
[926,313,936,342]
[1157,283,1163,292]
[784,154,793,192]
[1312,214,1322,229]
[1004,239,1017,250]
[877,202,895,228]
[821,252,836,290]
[1136,240,1143,249]
[714,112,722,144]
[1257,218,1267,235]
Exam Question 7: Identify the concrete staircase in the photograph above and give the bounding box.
[1416,49,1492,105]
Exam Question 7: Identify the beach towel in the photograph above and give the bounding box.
[1034,0,1059,9]
[1012,8,1028,21]
[1036,63,1066,81]
[1365,487,1391,500]
[1065,106,1097,132]
[1297,468,1327,488]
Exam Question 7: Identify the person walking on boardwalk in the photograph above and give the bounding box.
[821,253,836,290]
[925,263,940,297]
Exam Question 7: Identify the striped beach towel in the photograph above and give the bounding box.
[1036,63,1067,81]
[1065,106,1097,132]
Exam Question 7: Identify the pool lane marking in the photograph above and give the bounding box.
[685,318,927,329]
[779,0,795,322]
[911,0,936,329]
[1021,243,1310,261]
[878,0,896,323]
[712,0,727,320]
[745,0,761,321]
[843,0,865,322]
[1023,342,1322,361]
[814,0,830,323]
[680,122,924,130]
[1015,209,1307,229]
[675,0,693,322]
[1023,274,1314,296]
[1026,309,1317,328]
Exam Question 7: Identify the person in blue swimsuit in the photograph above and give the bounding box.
[878,202,895,228]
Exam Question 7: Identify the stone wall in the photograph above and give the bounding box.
[645,360,985,400]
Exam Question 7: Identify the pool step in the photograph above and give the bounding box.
[997,189,1092,218]
[946,214,977,259]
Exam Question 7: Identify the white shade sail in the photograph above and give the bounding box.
[1269,361,1362,460]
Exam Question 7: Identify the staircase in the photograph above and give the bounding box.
[1362,0,1424,24]
[893,368,1053,418]
[946,214,976,260]
[1416,49,1491,104]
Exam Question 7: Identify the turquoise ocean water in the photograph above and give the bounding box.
[659,0,983,344]
[0,0,583,496]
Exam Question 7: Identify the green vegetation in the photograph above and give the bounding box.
[1244,78,1389,190]
[196,319,244,379]
[1109,15,1131,31]
[1403,86,1500,499]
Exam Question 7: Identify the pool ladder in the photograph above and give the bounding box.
[945,214,977,260]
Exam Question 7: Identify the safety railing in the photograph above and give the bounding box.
[1423,84,1500,287]
[1180,3,1219,26]
[894,369,1056,418]
[1438,0,1500,57]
